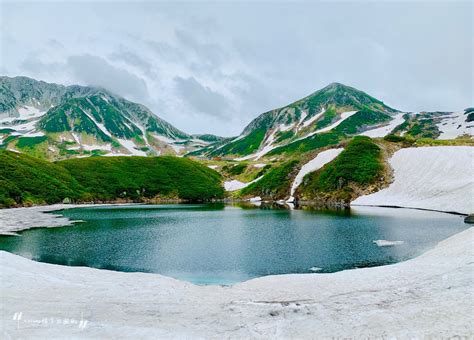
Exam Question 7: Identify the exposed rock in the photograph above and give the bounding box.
[464,214,474,224]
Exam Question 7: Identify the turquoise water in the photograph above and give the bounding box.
[0,204,468,285]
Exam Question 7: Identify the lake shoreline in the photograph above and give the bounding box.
[0,200,470,237]
[0,201,469,236]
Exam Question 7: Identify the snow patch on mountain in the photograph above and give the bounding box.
[290,111,358,145]
[0,106,46,123]
[315,111,358,134]
[352,146,474,214]
[0,106,47,138]
[288,148,343,200]
[280,122,295,132]
[360,112,406,138]
[224,176,264,191]
[152,134,185,154]
[437,111,473,139]
[236,129,279,161]
[298,110,308,125]
[302,108,325,128]
[17,106,47,120]
[117,139,147,156]
[22,131,45,137]
[80,108,112,138]
[81,143,113,151]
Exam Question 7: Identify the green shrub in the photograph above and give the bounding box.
[384,134,406,142]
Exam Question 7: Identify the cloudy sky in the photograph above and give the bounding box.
[1,1,472,136]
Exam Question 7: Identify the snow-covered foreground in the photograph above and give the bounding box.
[288,148,343,199]
[353,146,474,214]
[1,224,472,338]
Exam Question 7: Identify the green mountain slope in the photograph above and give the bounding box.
[0,76,220,160]
[59,156,224,201]
[297,136,385,202]
[194,83,397,159]
[0,150,224,207]
[0,150,84,206]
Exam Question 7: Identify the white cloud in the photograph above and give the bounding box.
[1,1,472,136]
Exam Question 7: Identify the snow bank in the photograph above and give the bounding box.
[289,148,343,197]
[301,108,325,128]
[224,176,263,191]
[1,226,472,338]
[22,131,45,137]
[360,112,406,138]
[224,180,247,191]
[279,122,294,131]
[437,111,473,139]
[152,134,185,154]
[117,139,147,156]
[353,146,474,214]
[0,205,86,235]
[80,108,112,138]
[314,110,357,133]
[81,143,113,151]
[249,196,262,202]
[295,110,357,142]
[239,111,356,161]
[17,106,47,120]
[236,130,278,161]
[298,110,308,125]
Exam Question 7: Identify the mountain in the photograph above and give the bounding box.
[0,76,221,160]
[192,82,400,159]
[2,78,471,161]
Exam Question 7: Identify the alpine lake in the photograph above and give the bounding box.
[0,203,468,285]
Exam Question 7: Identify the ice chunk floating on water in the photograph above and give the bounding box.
[373,240,404,247]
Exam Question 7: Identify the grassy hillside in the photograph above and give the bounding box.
[0,150,83,207]
[239,160,299,199]
[267,131,343,156]
[0,150,224,207]
[298,136,384,202]
[59,156,224,201]
[332,109,391,134]
[208,128,266,157]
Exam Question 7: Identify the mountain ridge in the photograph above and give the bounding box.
[194,82,400,159]
[0,76,222,159]
[1,76,472,161]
